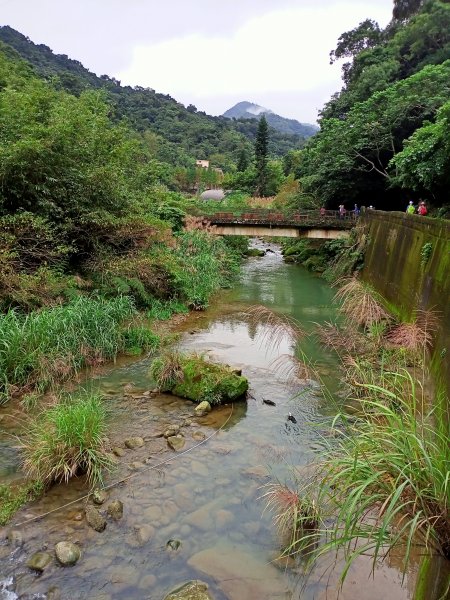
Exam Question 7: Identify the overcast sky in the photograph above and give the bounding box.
[1,0,394,123]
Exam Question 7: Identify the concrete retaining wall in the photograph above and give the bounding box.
[360,209,450,392]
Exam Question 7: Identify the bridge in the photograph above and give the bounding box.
[191,208,355,238]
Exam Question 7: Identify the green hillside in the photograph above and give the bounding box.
[0,26,307,166]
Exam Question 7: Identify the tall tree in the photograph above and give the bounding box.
[254,115,269,196]
[393,0,424,21]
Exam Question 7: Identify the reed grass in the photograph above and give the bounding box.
[334,278,391,328]
[279,373,450,581]
[21,392,113,486]
[0,296,135,403]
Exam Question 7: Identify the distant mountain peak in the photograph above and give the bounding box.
[223,101,318,138]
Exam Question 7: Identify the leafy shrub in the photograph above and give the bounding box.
[21,393,112,486]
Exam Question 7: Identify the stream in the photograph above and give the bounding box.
[0,242,439,599]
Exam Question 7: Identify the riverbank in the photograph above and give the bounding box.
[2,244,438,600]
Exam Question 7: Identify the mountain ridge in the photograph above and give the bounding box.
[223,101,318,137]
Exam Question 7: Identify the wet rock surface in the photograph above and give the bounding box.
[194,401,211,416]
[85,505,107,532]
[26,551,52,572]
[124,436,144,449]
[167,435,185,451]
[92,489,108,505]
[107,500,123,521]
[164,580,214,600]
[54,541,81,566]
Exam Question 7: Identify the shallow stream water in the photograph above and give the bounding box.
[0,243,443,600]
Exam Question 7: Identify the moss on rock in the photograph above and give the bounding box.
[150,352,248,405]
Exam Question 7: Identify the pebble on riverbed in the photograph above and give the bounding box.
[167,435,185,451]
[92,489,108,505]
[107,500,124,521]
[124,436,145,449]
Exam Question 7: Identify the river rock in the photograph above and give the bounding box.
[85,505,107,532]
[7,530,23,548]
[188,545,288,600]
[214,509,234,530]
[55,541,81,566]
[134,524,155,545]
[241,465,270,481]
[128,461,145,470]
[124,437,144,449]
[167,435,185,451]
[194,401,211,416]
[26,551,52,572]
[46,587,62,600]
[164,580,213,600]
[107,500,123,521]
[112,446,126,457]
[92,489,108,505]
[164,424,180,437]
[192,431,206,442]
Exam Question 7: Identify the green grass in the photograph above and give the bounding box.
[280,373,450,580]
[0,480,44,526]
[21,392,113,487]
[147,298,189,321]
[122,325,161,355]
[0,295,135,403]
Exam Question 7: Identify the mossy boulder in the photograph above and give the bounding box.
[150,353,248,405]
[245,248,265,257]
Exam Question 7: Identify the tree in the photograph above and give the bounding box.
[390,100,450,201]
[254,115,269,196]
[393,0,424,21]
[237,147,249,172]
[329,19,382,83]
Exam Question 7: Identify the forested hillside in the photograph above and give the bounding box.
[0,26,306,167]
[299,0,450,210]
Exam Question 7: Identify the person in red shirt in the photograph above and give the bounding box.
[418,201,428,216]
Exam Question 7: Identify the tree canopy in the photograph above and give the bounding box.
[299,0,450,209]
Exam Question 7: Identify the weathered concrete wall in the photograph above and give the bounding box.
[360,209,450,391]
[213,224,348,239]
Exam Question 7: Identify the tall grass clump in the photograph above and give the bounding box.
[21,392,112,486]
[171,230,242,309]
[0,296,135,402]
[334,277,391,328]
[301,376,448,573]
[268,373,450,585]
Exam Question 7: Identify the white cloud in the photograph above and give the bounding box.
[117,2,392,120]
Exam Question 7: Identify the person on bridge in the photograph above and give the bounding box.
[406,201,416,214]
[353,204,360,217]
[320,207,326,216]
[417,201,428,216]
[339,205,346,219]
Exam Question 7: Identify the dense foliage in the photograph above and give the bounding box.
[298,0,450,210]
[0,27,306,167]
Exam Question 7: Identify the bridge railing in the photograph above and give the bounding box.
[189,207,356,227]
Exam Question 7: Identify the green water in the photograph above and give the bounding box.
[0,245,423,600]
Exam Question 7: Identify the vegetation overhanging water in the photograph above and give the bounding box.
[2,245,444,600]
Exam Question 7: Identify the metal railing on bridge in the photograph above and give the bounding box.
[189,207,356,228]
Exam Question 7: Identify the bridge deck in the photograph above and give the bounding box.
[191,208,356,229]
